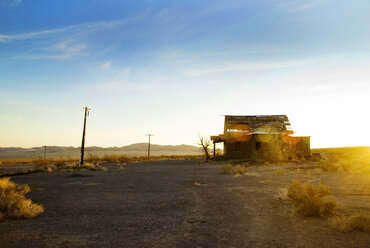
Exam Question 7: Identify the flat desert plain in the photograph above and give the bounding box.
[0,159,369,248]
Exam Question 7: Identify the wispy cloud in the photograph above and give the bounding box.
[53,39,86,53]
[90,64,157,92]
[101,61,112,70]
[11,0,21,6]
[0,10,151,43]
[0,29,61,43]
[11,39,88,60]
[0,10,152,61]
[288,0,323,12]
[164,48,295,60]
[1,0,22,7]
[184,59,317,76]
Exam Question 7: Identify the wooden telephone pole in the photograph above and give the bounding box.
[80,107,91,165]
[146,134,154,160]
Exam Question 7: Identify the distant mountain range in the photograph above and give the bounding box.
[0,143,202,159]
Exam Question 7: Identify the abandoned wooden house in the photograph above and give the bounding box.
[211,115,311,161]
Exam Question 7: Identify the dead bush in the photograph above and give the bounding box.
[287,180,338,217]
[102,154,119,163]
[330,214,370,232]
[0,177,44,219]
[81,162,107,171]
[54,158,66,168]
[234,165,246,175]
[85,154,101,165]
[117,155,130,162]
[32,157,48,170]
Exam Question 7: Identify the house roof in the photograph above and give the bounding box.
[224,115,293,133]
[211,115,308,142]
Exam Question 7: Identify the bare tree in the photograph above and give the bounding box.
[198,134,211,160]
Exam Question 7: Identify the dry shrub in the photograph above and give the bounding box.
[86,154,101,165]
[221,163,233,174]
[54,159,66,168]
[32,157,48,170]
[287,180,338,217]
[330,214,370,232]
[117,155,130,162]
[234,165,246,175]
[220,164,245,175]
[0,178,44,219]
[32,157,108,172]
[81,162,107,171]
[102,154,119,163]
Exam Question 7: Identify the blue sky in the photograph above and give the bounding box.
[0,0,369,148]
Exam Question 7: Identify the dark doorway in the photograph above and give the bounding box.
[256,142,262,151]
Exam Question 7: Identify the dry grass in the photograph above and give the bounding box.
[220,163,233,174]
[1,154,202,166]
[85,154,101,165]
[220,164,246,175]
[54,159,66,168]
[274,169,286,176]
[81,162,108,171]
[287,180,338,217]
[1,154,200,176]
[0,158,33,164]
[30,157,108,173]
[32,157,48,169]
[313,147,370,174]
[329,213,370,232]
[0,178,44,220]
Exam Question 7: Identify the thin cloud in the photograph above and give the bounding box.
[90,66,157,92]
[1,0,22,7]
[184,59,317,76]
[11,0,21,5]
[11,39,88,60]
[101,61,112,70]
[289,0,323,12]
[0,29,61,43]
[14,53,89,60]
[0,11,150,43]
[52,39,86,53]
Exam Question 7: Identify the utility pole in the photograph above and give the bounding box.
[80,107,91,166]
[146,134,154,160]
[44,146,47,160]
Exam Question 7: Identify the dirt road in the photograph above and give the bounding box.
[0,160,369,247]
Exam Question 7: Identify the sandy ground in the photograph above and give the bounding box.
[0,160,369,248]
